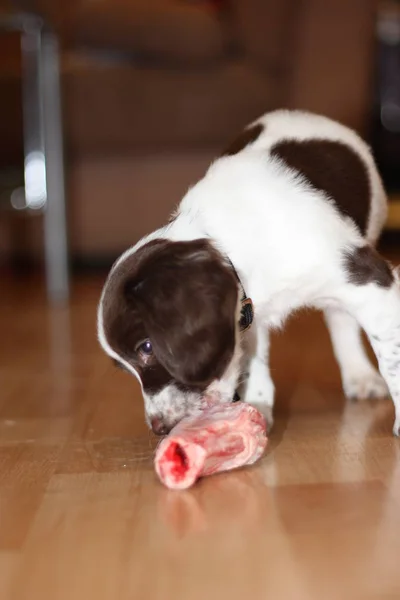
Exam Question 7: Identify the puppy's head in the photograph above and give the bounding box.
[97,238,240,434]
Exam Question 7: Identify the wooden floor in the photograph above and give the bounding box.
[1,271,400,600]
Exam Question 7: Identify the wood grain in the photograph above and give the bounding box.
[1,272,400,599]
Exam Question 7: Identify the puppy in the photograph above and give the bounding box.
[98,109,400,437]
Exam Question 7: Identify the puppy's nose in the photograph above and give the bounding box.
[150,416,170,436]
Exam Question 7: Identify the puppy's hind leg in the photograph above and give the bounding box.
[324,307,388,400]
[339,246,400,435]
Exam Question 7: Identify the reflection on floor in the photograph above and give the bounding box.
[1,271,400,600]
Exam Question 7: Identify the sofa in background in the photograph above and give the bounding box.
[0,0,377,265]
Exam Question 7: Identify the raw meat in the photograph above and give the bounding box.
[154,402,267,490]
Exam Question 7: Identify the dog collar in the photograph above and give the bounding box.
[240,297,254,331]
[226,257,254,332]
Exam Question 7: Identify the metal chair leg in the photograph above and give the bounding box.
[41,30,69,303]
[20,16,69,303]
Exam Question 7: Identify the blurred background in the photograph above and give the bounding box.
[0,0,399,300]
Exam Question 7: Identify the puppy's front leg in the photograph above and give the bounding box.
[241,322,275,430]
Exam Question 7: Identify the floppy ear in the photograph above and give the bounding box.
[124,239,239,387]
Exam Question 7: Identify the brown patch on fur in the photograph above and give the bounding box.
[343,246,394,287]
[102,238,238,393]
[104,241,174,394]
[221,123,264,156]
[270,139,371,233]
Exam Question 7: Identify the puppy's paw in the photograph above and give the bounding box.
[343,369,389,401]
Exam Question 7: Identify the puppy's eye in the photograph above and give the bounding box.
[137,339,153,358]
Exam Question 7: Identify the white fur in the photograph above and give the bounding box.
[98,110,400,434]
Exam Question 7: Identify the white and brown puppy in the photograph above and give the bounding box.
[98,109,400,437]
